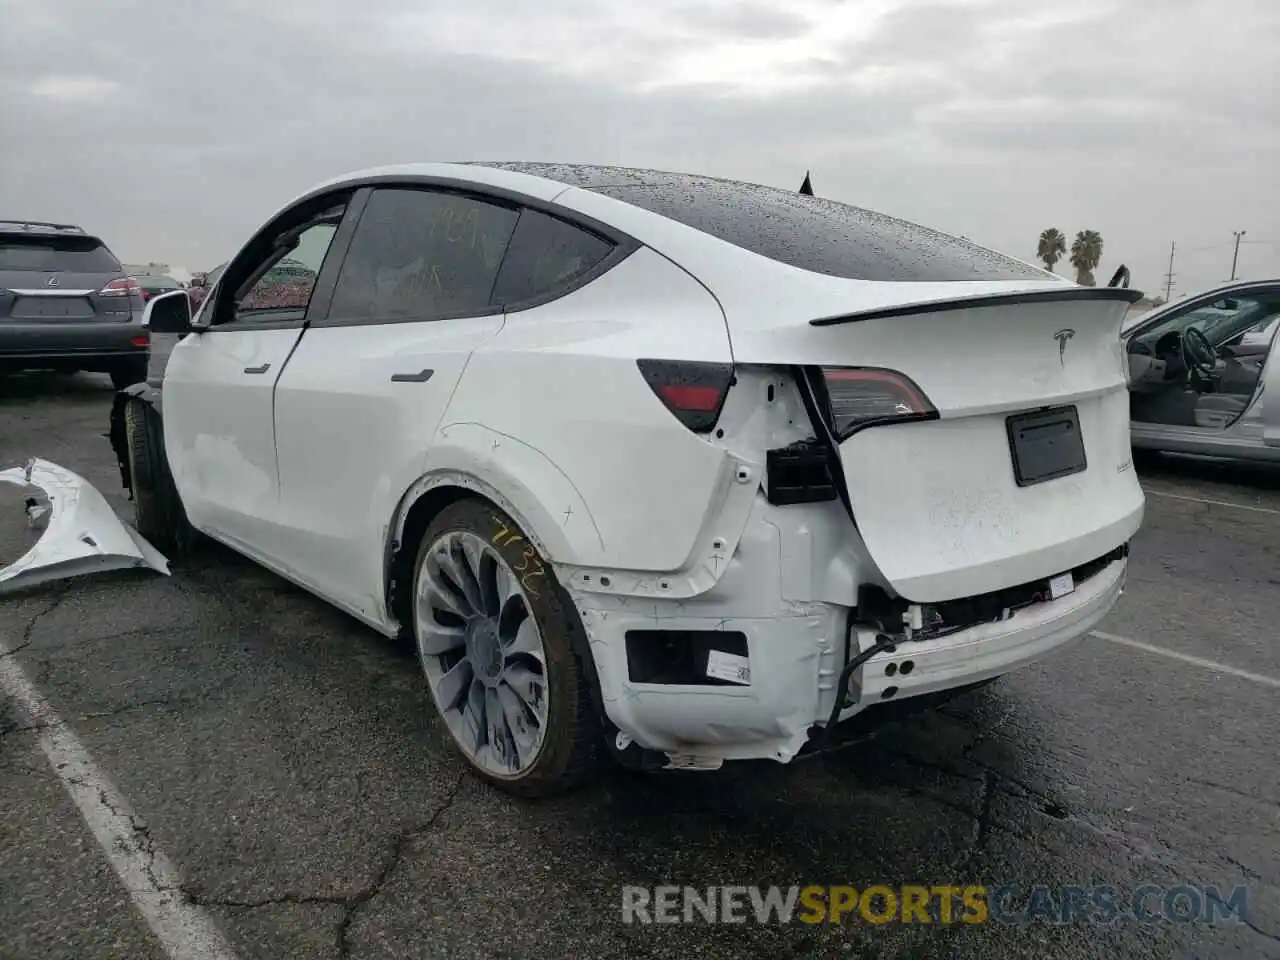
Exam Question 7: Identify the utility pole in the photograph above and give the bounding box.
[1230,230,1247,280]
[1163,241,1176,302]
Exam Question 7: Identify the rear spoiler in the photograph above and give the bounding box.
[810,286,1145,327]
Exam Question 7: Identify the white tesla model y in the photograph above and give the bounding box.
[114,162,1145,795]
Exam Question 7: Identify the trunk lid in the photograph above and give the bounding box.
[0,232,134,323]
[736,283,1146,603]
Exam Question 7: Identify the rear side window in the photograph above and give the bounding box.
[0,237,122,273]
[329,188,518,321]
[491,209,614,307]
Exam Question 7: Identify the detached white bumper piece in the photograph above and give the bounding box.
[0,458,169,595]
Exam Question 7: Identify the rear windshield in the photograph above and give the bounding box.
[480,163,1047,283]
[0,236,122,273]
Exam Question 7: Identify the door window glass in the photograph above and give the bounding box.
[329,188,518,321]
[234,217,341,322]
[490,209,614,307]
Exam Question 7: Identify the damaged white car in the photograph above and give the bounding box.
[108,163,1144,795]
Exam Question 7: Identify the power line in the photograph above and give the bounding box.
[1179,242,1233,254]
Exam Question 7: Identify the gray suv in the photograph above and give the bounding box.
[0,220,150,388]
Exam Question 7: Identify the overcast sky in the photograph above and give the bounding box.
[2,0,1276,297]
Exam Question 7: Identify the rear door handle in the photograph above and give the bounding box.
[243,363,271,374]
[390,369,434,383]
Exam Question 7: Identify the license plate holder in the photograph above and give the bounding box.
[12,297,91,320]
[1006,406,1087,487]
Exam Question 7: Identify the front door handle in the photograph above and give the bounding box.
[390,369,434,383]
[243,363,271,374]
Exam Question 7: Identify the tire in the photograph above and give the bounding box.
[110,357,149,391]
[123,398,193,554]
[411,499,600,797]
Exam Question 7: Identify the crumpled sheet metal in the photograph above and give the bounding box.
[0,457,169,595]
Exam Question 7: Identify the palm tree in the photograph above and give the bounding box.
[1037,228,1067,273]
[1069,230,1103,286]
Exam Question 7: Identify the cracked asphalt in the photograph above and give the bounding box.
[1,366,1278,960]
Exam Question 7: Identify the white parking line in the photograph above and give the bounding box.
[1089,630,1280,690]
[1141,487,1280,516]
[0,639,241,960]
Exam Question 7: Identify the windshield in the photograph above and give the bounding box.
[1133,295,1278,349]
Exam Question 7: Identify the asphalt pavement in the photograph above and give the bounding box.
[1,366,1277,960]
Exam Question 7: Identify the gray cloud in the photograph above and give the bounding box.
[0,0,1275,296]
[678,3,816,40]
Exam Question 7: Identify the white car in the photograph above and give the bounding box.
[112,162,1144,795]
[1125,279,1280,461]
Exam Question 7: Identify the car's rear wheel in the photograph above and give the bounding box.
[110,357,149,391]
[412,499,600,796]
[123,398,194,554]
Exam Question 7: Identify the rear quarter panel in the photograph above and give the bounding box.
[436,246,740,572]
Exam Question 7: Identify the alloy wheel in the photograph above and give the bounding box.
[414,530,550,777]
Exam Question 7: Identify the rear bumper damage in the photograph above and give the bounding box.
[570,540,1128,770]
[0,458,169,595]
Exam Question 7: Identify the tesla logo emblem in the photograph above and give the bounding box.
[1054,328,1075,365]
[46,275,59,287]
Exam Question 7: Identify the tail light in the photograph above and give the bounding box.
[636,359,734,433]
[130,333,150,348]
[819,367,935,439]
[99,277,140,298]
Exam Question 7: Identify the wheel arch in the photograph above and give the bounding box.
[383,469,618,767]
[108,382,162,494]
[383,443,602,637]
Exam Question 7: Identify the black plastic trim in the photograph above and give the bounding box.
[810,286,1145,327]
[390,369,435,383]
[287,172,641,250]
[1006,405,1088,487]
[765,439,837,505]
[793,365,857,528]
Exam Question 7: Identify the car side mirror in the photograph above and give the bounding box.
[142,288,193,334]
